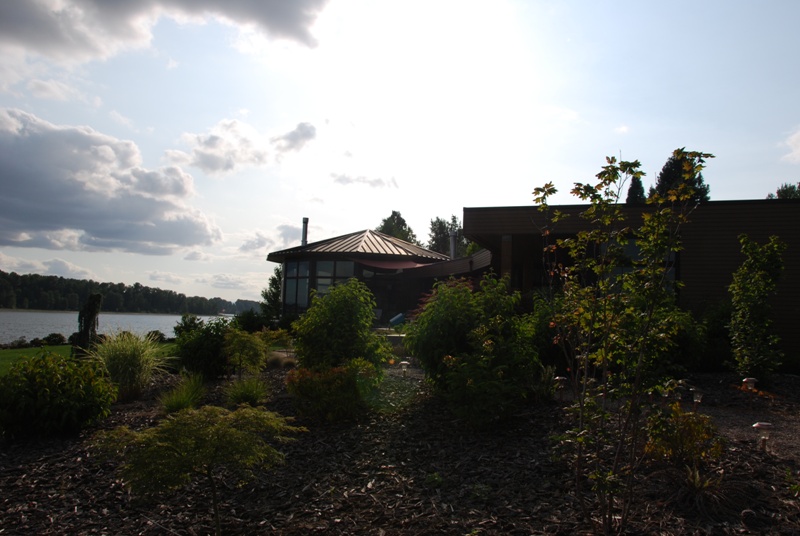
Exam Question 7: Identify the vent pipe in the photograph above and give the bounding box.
[302,217,309,246]
[449,230,457,259]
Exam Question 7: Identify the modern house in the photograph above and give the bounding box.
[266,218,491,322]
[268,199,799,355]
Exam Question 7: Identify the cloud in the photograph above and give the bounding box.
[149,271,183,284]
[239,231,274,252]
[782,128,800,163]
[331,173,399,189]
[184,250,213,262]
[199,273,247,290]
[271,122,316,155]
[0,0,329,68]
[0,252,96,279]
[167,119,316,175]
[26,78,83,101]
[614,125,629,134]
[276,223,301,248]
[0,108,222,254]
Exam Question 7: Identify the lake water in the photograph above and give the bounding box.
[0,310,217,344]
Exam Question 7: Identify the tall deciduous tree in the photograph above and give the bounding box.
[649,148,711,203]
[767,182,800,199]
[427,215,470,257]
[375,210,420,245]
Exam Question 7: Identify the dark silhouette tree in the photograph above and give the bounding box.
[649,148,711,203]
[73,293,103,355]
[375,210,420,245]
[261,265,283,321]
[427,215,470,257]
[767,182,800,199]
[625,176,646,204]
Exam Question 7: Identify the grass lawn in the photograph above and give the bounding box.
[0,345,72,376]
[0,342,178,376]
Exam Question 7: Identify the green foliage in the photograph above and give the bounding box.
[646,402,724,467]
[224,329,267,377]
[427,215,471,257]
[176,317,232,380]
[86,331,170,402]
[729,234,787,378]
[96,405,304,536]
[261,265,283,322]
[0,351,116,439]
[224,375,270,407]
[535,149,713,533]
[404,274,549,425]
[286,367,367,421]
[146,330,167,343]
[292,278,391,370]
[375,210,420,245]
[159,373,205,414]
[767,181,800,199]
[650,147,711,203]
[233,309,268,333]
[173,313,204,338]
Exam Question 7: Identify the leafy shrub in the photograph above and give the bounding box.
[87,331,169,402]
[729,234,787,379]
[173,313,204,338]
[95,405,304,536]
[0,351,116,439]
[260,328,293,350]
[292,278,392,370]
[233,309,268,333]
[224,329,267,377]
[286,367,366,421]
[146,330,167,343]
[224,375,270,407]
[646,402,724,468]
[404,274,548,425]
[43,332,67,346]
[159,373,205,414]
[176,317,231,380]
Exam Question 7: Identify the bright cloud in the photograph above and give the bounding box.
[0,108,221,254]
[782,128,800,163]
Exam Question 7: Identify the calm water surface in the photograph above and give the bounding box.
[0,310,216,344]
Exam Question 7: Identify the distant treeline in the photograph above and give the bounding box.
[0,270,259,316]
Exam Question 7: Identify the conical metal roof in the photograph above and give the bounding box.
[267,229,450,263]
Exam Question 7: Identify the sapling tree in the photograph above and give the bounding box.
[96,405,304,536]
[535,149,713,534]
[728,234,786,379]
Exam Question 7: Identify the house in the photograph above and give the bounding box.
[266,219,491,322]
[462,199,800,357]
[267,199,799,357]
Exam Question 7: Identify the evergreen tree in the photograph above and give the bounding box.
[650,148,711,203]
[625,176,646,204]
[427,215,470,257]
[375,210,420,245]
[260,265,283,321]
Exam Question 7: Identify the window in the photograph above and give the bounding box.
[283,260,309,312]
[314,260,355,297]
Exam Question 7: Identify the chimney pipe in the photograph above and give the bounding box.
[449,230,457,259]
[302,217,309,246]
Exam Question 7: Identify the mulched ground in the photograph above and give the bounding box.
[2,367,800,535]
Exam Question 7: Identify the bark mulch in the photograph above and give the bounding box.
[2,368,800,535]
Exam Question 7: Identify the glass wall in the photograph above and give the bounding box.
[282,259,356,313]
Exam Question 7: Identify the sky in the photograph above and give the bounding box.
[1,0,799,302]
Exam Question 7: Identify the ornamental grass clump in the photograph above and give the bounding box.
[87,331,170,402]
[159,373,205,414]
[224,375,270,407]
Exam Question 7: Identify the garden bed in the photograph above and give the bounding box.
[1,367,800,535]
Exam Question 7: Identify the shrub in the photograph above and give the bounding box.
[95,405,304,536]
[286,367,366,421]
[234,309,268,333]
[0,351,116,439]
[292,278,392,370]
[173,313,204,338]
[87,331,169,402]
[224,329,267,377]
[729,234,787,379]
[646,402,724,468]
[224,375,270,407]
[159,373,205,414]
[404,274,549,425]
[43,332,67,346]
[176,317,231,380]
[146,330,167,343]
